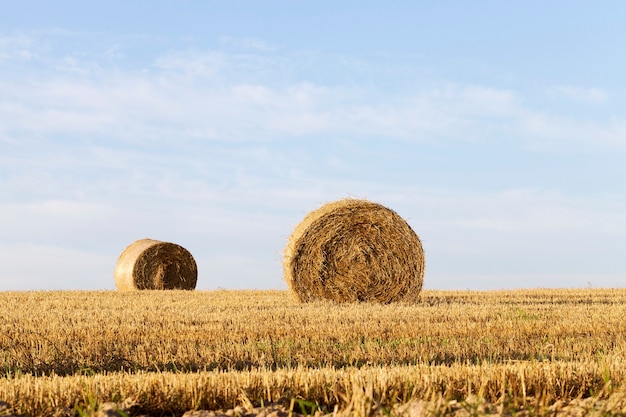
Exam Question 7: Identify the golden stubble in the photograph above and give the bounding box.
[1,288,626,415]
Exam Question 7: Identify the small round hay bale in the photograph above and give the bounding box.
[114,238,198,290]
[283,198,425,303]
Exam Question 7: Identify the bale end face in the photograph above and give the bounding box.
[114,238,198,290]
[283,198,425,303]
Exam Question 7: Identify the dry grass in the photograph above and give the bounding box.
[1,288,626,416]
[2,364,626,416]
[283,199,425,303]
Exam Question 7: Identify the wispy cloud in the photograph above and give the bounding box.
[523,113,626,149]
[2,30,626,290]
[155,50,227,76]
[0,242,112,290]
[3,177,626,290]
[219,36,280,52]
[0,33,37,61]
[547,85,608,104]
[2,32,624,152]
[2,70,511,144]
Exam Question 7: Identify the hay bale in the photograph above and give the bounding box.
[283,198,425,303]
[114,238,198,290]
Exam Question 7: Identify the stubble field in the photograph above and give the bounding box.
[1,289,626,416]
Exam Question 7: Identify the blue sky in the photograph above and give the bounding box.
[1,1,626,291]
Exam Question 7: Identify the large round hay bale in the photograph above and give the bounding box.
[114,238,198,290]
[283,198,425,303]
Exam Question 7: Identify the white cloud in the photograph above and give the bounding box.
[0,33,36,61]
[2,31,626,290]
[0,37,527,146]
[2,39,624,152]
[219,36,279,52]
[0,243,113,290]
[523,113,626,149]
[548,85,608,104]
[390,188,626,289]
[449,188,626,235]
[2,183,626,291]
[155,50,227,76]
[426,84,519,116]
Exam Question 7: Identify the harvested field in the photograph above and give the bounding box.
[1,289,626,416]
